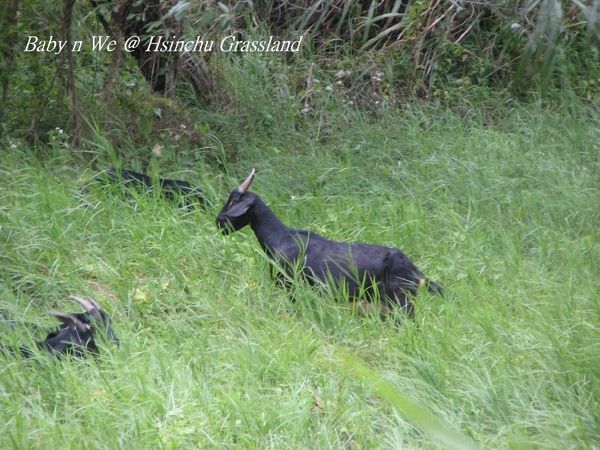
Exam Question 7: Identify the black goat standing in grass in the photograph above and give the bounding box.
[1,296,119,358]
[216,169,444,317]
[84,167,205,209]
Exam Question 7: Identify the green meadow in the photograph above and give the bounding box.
[1,102,598,448]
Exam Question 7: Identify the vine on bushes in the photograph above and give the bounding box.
[2,0,599,154]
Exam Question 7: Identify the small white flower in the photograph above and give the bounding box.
[511,23,521,29]
[325,85,333,92]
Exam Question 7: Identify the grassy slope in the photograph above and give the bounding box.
[0,102,598,449]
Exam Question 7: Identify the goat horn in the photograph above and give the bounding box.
[86,296,101,310]
[237,168,256,194]
[47,310,90,333]
[69,295,96,312]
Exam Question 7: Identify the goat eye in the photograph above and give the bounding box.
[228,200,236,208]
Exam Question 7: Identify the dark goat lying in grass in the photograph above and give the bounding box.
[216,169,444,316]
[1,296,118,358]
[86,167,205,209]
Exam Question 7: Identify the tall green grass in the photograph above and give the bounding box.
[1,101,599,448]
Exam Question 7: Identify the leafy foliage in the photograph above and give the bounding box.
[2,0,600,154]
[226,0,600,98]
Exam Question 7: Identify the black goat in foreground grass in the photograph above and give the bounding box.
[216,169,444,317]
[1,296,118,359]
[84,167,205,209]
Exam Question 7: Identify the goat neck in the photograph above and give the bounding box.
[247,195,291,254]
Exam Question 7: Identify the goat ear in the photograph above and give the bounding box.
[225,200,251,218]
